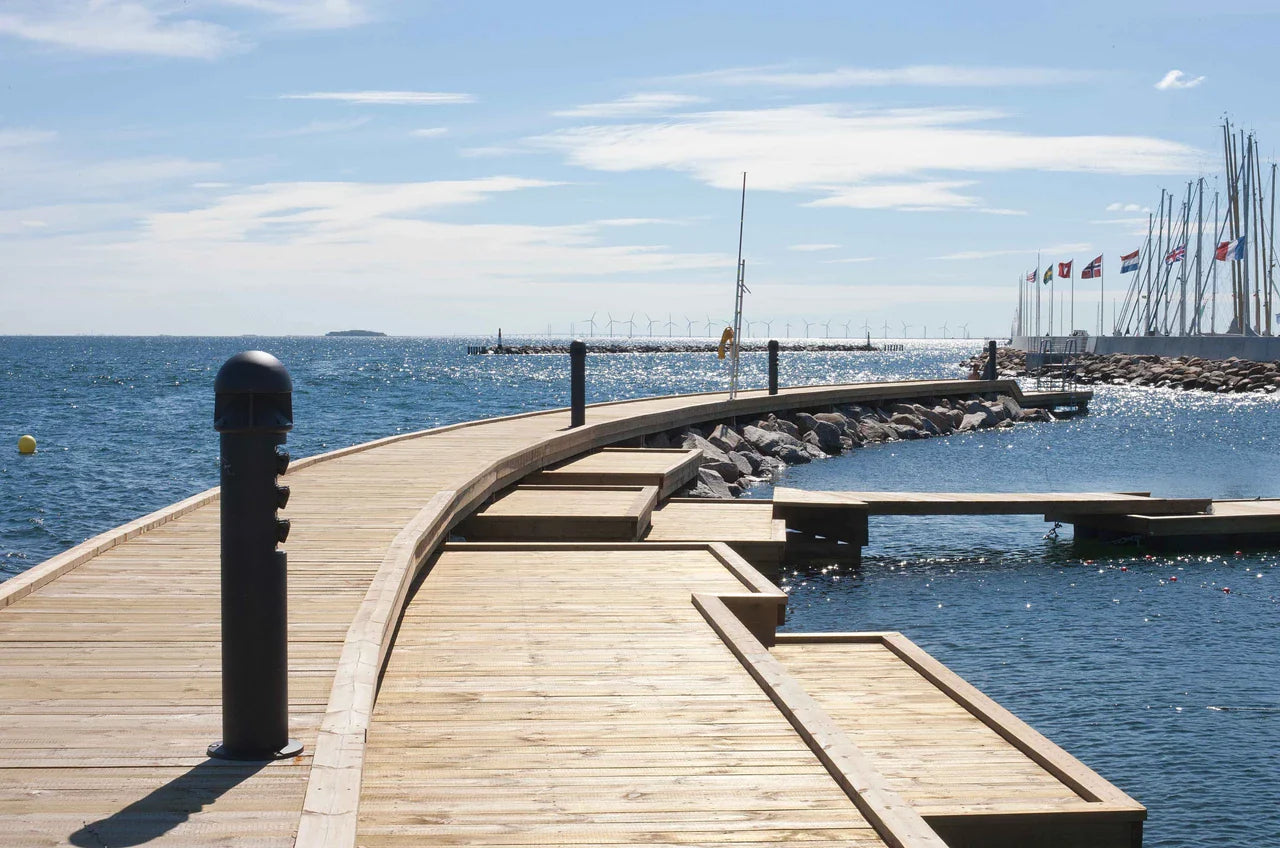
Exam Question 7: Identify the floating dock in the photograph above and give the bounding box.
[773,487,1278,556]
[0,376,1158,848]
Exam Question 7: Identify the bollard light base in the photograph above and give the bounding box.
[207,739,303,761]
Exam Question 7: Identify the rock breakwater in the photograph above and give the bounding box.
[970,347,1280,395]
[639,393,1059,499]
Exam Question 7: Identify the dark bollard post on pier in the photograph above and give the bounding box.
[983,340,998,381]
[767,340,779,395]
[209,351,302,761]
[569,340,586,428]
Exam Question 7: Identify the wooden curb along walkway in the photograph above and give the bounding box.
[0,378,1118,848]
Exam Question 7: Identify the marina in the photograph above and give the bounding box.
[0,371,1170,848]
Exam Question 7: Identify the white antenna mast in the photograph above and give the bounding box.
[729,172,749,399]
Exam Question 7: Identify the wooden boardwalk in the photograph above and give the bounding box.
[359,545,895,847]
[0,377,1108,848]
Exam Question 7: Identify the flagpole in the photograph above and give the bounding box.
[1070,259,1075,333]
[1036,252,1041,337]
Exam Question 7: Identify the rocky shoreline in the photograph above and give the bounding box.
[645,393,1059,499]
[970,347,1280,395]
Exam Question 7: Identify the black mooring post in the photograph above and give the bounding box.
[983,340,998,381]
[767,339,779,395]
[570,340,586,428]
[209,351,301,761]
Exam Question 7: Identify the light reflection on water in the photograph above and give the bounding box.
[2,335,1277,846]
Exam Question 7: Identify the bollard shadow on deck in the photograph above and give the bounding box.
[69,758,266,847]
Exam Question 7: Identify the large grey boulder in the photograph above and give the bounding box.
[683,433,730,466]
[741,424,804,456]
[793,412,821,434]
[958,412,987,431]
[708,423,744,453]
[808,420,843,453]
[774,444,812,464]
[858,420,896,442]
[773,417,801,439]
[728,450,759,475]
[692,467,733,498]
[703,459,741,483]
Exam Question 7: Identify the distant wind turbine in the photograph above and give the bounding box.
[882,321,891,339]
[644,313,659,337]
[583,312,597,337]
[802,319,816,338]
[940,321,949,339]
[900,321,911,338]
[684,315,696,336]
[625,313,636,337]
[605,313,616,337]
[664,313,677,337]
[841,320,853,338]
[958,322,970,339]
[704,315,716,336]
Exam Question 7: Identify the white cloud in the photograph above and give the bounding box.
[1155,70,1205,90]
[673,64,1094,88]
[410,127,448,138]
[281,91,475,105]
[594,218,682,226]
[261,116,371,137]
[1106,201,1150,213]
[555,93,708,118]
[822,257,876,264]
[935,242,1092,261]
[0,1,241,58]
[535,105,1199,211]
[788,243,840,251]
[216,0,368,29]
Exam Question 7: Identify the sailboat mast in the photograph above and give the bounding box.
[728,172,747,399]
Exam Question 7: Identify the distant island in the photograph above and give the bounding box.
[325,330,387,337]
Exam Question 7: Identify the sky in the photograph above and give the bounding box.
[2,0,1278,337]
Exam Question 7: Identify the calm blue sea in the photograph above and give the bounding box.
[2,335,1277,848]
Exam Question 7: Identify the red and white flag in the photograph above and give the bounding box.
[1057,260,1073,279]
[1081,255,1102,279]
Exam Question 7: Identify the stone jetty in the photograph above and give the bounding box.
[649,393,1058,499]
[971,347,1280,395]
[468,340,891,355]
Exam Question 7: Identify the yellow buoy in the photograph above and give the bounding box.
[17,435,36,455]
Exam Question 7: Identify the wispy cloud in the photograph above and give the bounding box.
[1155,69,1204,90]
[216,0,369,30]
[555,92,708,118]
[822,257,876,264]
[535,105,1199,211]
[935,242,1092,261]
[410,127,448,138]
[672,64,1095,88]
[0,1,371,58]
[261,116,371,138]
[281,91,474,105]
[594,217,682,227]
[0,1,241,58]
[788,243,840,251]
[1106,201,1151,213]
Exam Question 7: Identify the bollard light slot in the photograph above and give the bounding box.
[275,448,290,476]
[276,518,291,544]
[275,484,291,510]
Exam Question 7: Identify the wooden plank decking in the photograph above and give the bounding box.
[772,487,1212,516]
[644,499,785,572]
[526,448,702,497]
[0,377,1101,848]
[770,636,1145,848]
[458,484,659,542]
[357,545,896,847]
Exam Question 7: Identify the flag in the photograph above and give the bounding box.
[1026,270,1037,283]
[1058,260,1073,278]
[1215,236,1246,261]
[1120,250,1140,273]
[1081,255,1102,279]
[1165,244,1186,264]
[1043,266,1053,284]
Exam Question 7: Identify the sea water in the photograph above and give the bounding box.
[1,335,1276,847]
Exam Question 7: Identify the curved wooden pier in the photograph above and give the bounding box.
[0,378,1138,848]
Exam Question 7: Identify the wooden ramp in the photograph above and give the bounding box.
[525,448,701,498]
[1066,498,1280,549]
[770,634,1145,848]
[773,487,1212,517]
[357,544,915,848]
[458,484,658,542]
[644,499,786,573]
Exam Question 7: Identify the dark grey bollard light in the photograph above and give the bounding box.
[208,351,302,761]
[570,340,586,428]
[983,340,998,381]
[767,340,779,395]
